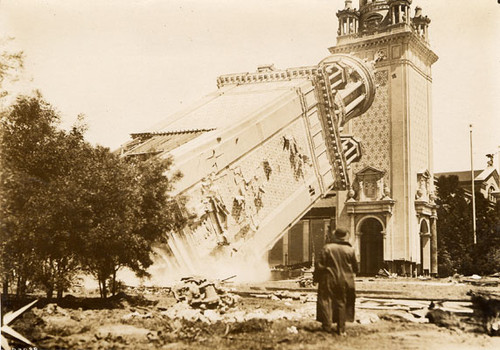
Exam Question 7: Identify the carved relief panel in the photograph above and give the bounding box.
[351,166,389,201]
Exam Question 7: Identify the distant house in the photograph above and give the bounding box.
[435,164,500,205]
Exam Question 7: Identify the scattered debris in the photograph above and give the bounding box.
[468,290,500,336]
[5,278,500,350]
[451,273,500,287]
[377,268,390,277]
[426,309,461,328]
[96,324,151,339]
[357,297,472,314]
[171,276,238,311]
[376,268,398,278]
[298,267,314,288]
[121,311,153,321]
[381,310,428,323]
[270,290,301,301]
[356,310,380,325]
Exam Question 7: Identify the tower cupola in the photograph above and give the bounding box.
[388,0,412,26]
[411,6,431,43]
[337,1,360,37]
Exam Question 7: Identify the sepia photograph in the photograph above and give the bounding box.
[1,0,499,349]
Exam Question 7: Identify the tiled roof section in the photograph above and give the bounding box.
[137,80,310,135]
[475,167,497,181]
[435,170,483,183]
[122,131,207,157]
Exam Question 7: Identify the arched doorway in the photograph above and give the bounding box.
[359,218,384,276]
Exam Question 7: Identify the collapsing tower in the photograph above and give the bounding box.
[121,54,376,280]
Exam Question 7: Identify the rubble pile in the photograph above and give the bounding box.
[297,267,314,288]
[460,274,500,287]
[164,277,319,324]
[171,276,238,311]
[167,288,380,325]
[376,268,398,279]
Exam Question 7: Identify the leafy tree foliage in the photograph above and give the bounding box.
[78,149,183,298]
[436,175,500,276]
[1,94,184,298]
[470,190,500,275]
[0,94,65,296]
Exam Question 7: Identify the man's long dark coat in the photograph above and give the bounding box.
[315,240,358,327]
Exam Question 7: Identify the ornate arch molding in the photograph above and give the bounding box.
[355,214,387,237]
[418,217,431,237]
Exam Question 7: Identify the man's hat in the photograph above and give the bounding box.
[334,228,349,242]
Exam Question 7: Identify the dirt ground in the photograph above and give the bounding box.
[4,278,500,350]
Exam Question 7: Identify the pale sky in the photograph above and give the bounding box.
[1,0,499,172]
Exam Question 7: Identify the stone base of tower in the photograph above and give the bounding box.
[385,261,420,277]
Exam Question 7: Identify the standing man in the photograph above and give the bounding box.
[315,228,358,336]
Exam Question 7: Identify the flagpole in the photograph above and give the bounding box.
[469,124,476,244]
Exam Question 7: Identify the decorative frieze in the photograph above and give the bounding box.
[217,66,318,88]
[330,31,438,68]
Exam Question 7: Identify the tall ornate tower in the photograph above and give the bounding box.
[332,0,438,276]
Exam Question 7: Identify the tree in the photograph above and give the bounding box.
[1,94,59,295]
[28,124,91,298]
[436,175,500,276]
[0,94,89,297]
[78,150,183,298]
[468,192,500,275]
[1,93,186,298]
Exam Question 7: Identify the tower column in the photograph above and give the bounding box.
[302,220,310,261]
[283,231,289,265]
[430,215,438,276]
